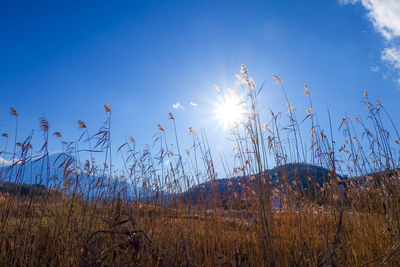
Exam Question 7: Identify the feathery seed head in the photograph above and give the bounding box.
[10,107,18,117]
[271,74,282,85]
[303,84,310,95]
[235,74,248,85]
[287,102,293,112]
[189,127,196,136]
[227,88,241,100]
[39,117,50,132]
[241,64,248,76]
[248,77,255,89]
[78,120,87,129]
[263,123,269,132]
[104,104,111,113]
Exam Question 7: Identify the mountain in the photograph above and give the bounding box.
[0,152,72,186]
[339,168,400,186]
[183,163,341,204]
[0,152,142,200]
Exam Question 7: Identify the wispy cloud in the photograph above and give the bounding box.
[338,0,358,4]
[0,157,16,167]
[382,47,400,69]
[370,66,380,72]
[190,102,198,107]
[172,102,184,109]
[340,0,400,40]
[340,0,400,83]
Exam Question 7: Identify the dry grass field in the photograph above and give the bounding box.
[1,66,400,266]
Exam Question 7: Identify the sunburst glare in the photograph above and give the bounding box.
[214,95,244,129]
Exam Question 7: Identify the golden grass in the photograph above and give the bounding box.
[1,65,400,266]
[1,196,399,266]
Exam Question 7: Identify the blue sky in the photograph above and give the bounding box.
[0,0,399,173]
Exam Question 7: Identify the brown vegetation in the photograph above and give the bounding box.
[0,65,400,266]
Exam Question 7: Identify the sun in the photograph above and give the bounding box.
[214,95,244,128]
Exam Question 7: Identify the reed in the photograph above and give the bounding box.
[0,65,399,266]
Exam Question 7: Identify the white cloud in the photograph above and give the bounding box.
[340,0,400,83]
[172,102,184,109]
[190,102,198,107]
[361,0,400,40]
[338,0,358,4]
[370,66,380,72]
[0,157,15,167]
[382,47,400,69]
[340,0,400,40]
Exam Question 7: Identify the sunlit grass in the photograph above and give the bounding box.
[0,65,399,266]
